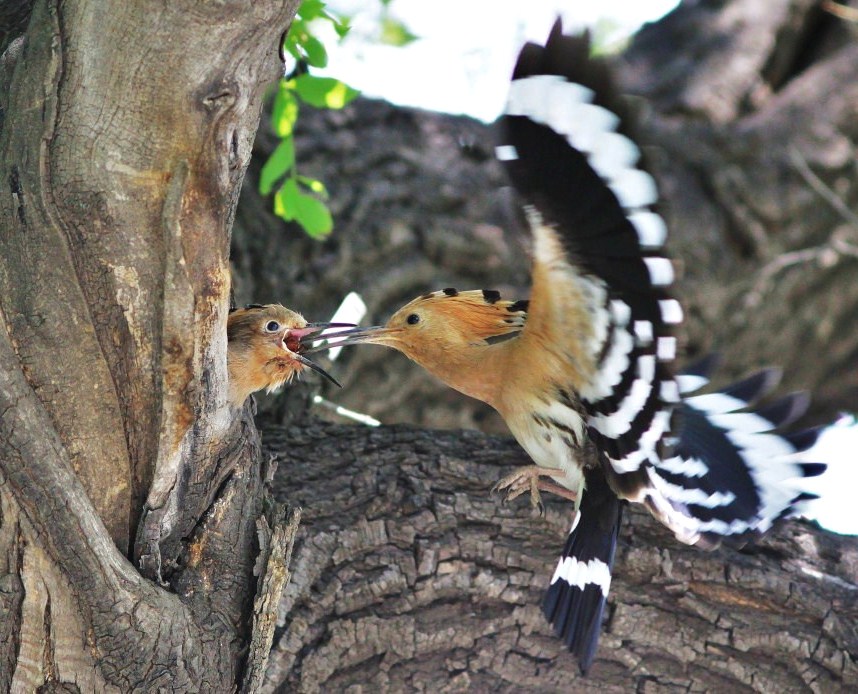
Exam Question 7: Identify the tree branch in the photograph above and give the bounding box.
[261,419,858,691]
[242,504,302,693]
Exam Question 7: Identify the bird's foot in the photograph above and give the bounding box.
[491,466,578,516]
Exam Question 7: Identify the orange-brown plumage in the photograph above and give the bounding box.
[226,304,345,408]
[304,278,592,500]
[322,289,531,408]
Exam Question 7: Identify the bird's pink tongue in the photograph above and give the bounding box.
[283,328,312,353]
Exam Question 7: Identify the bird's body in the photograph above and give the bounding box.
[226,304,346,407]
[307,22,825,673]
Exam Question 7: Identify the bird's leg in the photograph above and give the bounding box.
[492,465,578,514]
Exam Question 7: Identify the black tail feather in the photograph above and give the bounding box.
[755,392,811,430]
[799,462,827,478]
[648,366,828,544]
[542,470,622,675]
[784,427,824,452]
[682,353,720,379]
[720,368,781,403]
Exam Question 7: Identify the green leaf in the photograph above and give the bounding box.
[266,0,357,239]
[259,138,295,196]
[379,17,418,47]
[274,179,333,238]
[297,0,326,20]
[271,83,299,138]
[301,35,328,68]
[332,15,351,38]
[297,175,328,198]
[294,75,359,109]
[284,17,307,54]
[294,193,333,238]
[273,179,299,220]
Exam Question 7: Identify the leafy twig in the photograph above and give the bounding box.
[261,0,359,238]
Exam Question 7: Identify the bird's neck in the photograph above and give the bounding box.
[227,344,290,407]
[413,341,513,409]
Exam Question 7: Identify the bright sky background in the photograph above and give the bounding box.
[322,0,681,121]
[318,0,857,537]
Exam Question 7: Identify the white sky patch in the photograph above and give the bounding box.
[320,0,681,122]
[323,291,367,361]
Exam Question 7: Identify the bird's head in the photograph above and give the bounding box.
[303,289,528,403]
[226,303,353,407]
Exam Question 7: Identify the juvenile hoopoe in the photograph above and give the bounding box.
[226,303,350,408]
[305,23,825,673]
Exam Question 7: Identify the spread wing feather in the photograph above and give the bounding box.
[499,23,679,480]
[498,20,827,672]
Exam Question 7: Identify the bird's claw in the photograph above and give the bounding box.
[492,467,546,516]
[492,466,578,516]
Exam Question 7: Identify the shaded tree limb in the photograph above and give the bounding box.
[262,419,858,692]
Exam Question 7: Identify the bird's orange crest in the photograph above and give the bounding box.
[407,288,528,343]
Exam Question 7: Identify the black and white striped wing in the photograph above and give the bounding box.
[497,22,829,673]
[646,365,826,547]
[497,21,679,673]
[498,22,680,485]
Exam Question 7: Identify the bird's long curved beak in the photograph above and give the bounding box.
[299,325,397,354]
[292,353,342,388]
[287,321,357,342]
[281,322,355,388]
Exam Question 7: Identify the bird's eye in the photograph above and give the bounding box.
[264,320,281,333]
[406,313,420,325]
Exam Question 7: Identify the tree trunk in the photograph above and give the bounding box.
[0,0,298,689]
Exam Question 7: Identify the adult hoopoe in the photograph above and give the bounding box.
[226,303,351,408]
[304,22,825,673]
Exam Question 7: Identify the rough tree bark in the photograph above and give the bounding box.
[262,420,857,692]
[0,0,299,690]
[226,0,858,690]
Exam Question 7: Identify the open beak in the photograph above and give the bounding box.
[281,322,356,388]
[299,325,397,355]
[287,321,357,343]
